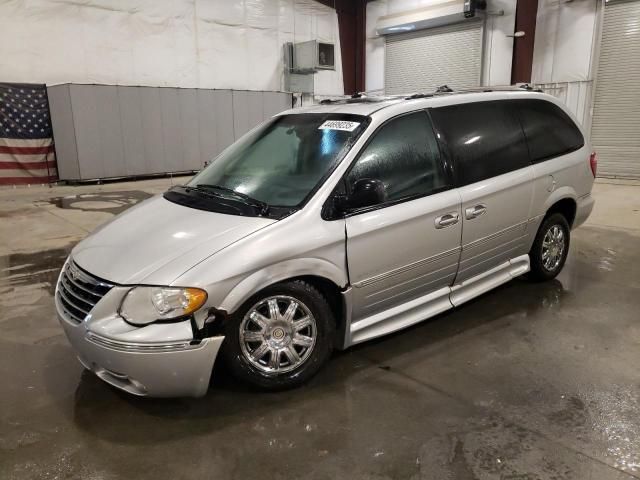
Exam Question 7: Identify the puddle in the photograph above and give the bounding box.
[43,191,154,215]
[0,248,70,297]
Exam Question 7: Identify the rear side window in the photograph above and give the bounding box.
[516,100,584,163]
[430,101,529,186]
[346,111,449,203]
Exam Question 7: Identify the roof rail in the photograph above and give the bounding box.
[451,84,543,93]
[318,83,543,106]
[318,96,393,105]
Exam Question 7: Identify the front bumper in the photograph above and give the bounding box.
[56,294,223,398]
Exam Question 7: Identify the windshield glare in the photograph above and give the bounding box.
[189,113,367,208]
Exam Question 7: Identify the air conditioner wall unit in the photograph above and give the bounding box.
[288,40,335,73]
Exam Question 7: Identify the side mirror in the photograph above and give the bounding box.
[344,178,387,211]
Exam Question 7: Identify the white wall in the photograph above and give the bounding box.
[531,0,601,130]
[365,0,517,93]
[0,0,344,96]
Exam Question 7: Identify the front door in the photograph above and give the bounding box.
[343,111,462,321]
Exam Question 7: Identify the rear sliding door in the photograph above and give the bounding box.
[430,100,534,283]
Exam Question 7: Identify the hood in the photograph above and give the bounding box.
[71,195,275,285]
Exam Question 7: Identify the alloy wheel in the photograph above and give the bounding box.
[541,224,565,272]
[239,295,317,374]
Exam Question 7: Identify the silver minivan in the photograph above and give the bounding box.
[56,88,596,397]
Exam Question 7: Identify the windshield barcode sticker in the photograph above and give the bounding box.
[318,120,360,132]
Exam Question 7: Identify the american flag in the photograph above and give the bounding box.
[0,83,57,185]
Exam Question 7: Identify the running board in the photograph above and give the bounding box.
[345,255,530,347]
[450,254,530,307]
[349,286,452,346]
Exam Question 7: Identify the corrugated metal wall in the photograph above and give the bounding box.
[48,84,292,181]
[590,0,640,179]
[384,20,483,95]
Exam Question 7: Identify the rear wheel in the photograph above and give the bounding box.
[222,280,334,390]
[528,212,570,281]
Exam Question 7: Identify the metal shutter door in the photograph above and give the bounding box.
[591,0,640,178]
[384,21,483,95]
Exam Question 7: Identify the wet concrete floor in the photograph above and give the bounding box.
[1,179,640,479]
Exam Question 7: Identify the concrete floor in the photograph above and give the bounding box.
[1,178,639,480]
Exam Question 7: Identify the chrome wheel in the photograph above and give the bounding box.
[541,224,565,272]
[239,295,317,374]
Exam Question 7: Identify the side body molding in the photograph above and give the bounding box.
[341,254,531,348]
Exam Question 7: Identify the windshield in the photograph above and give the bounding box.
[188,113,368,208]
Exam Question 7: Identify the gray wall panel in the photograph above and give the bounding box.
[232,90,250,139]
[51,84,291,180]
[70,85,104,179]
[139,87,167,175]
[277,92,292,114]
[47,85,80,180]
[94,86,125,178]
[178,89,202,171]
[262,91,292,120]
[214,90,235,154]
[197,90,218,163]
[247,91,264,129]
[159,88,184,173]
[117,86,146,176]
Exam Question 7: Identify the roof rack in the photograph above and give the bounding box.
[318,97,389,105]
[317,84,543,106]
[446,83,543,93]
[402,83,543,100]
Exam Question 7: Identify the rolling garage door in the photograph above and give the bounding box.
[384,20,483,95]
[591,0,640,178]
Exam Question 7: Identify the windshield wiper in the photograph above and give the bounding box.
[193,184,270,216]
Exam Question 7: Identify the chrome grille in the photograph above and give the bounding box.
[57,261,114,323]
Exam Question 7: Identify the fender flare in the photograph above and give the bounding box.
[540,187,577,216]
[218,258,348,314]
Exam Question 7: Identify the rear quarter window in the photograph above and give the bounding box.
[429,100,530,186]
[515,99,584,163]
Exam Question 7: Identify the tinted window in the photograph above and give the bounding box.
[430,101,529,185]
[346,111,449,204]
[516,99,584,162]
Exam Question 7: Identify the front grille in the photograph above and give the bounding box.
[57,261,114,323]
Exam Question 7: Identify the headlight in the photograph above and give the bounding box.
[120,286,208,326]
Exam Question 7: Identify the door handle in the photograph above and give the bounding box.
[435,212,460,229]
[465,204,487,220]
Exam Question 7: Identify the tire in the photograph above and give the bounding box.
[222,280,335,390]
[528,212,570,282]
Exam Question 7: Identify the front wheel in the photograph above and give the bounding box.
[528,212,570,281]
[222,280,335,390]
